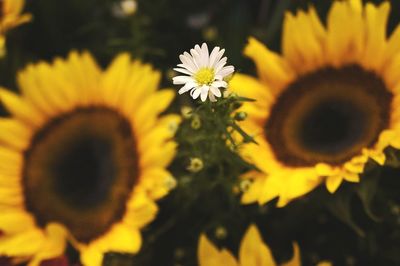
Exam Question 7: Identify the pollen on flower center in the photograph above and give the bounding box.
[195,68,215,85]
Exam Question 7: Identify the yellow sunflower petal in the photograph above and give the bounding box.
[241,173,268,205]
[0,88,43,127]
[240,170,281,205]
[315,163,338,176]
[139,167,175,199]
[363,2,391,70]
[119,63,161,115]
[17,61,83,115]
[278,170,322,207]
[198,234,238,266]
[67,52,102,106]
[317,261,333,266]
[326,0,364,66]
[27,223,67,266]
[307,7,326,41]
[326,175,343,193]
[282,11,324,74]
[80,224,141,266]
[4,0,24,16]
[349,0,362,13]
[281,243,301,266]
[0,152,20,179]
[0,118,31,150]
[140,141,177,170]
[1,0,32,30]
[343,172,360,183]
[219,250,239,266]
[379,129,400,149]
[0,229,45,257]
[0,36,5,57]
[344,160,365,174]
[0,186,24,207]
[5,13,32,29]
[229,74,272,107]
[124,192,158,229]
[101,53,132,106]
[368,151,386,165]
[133,89,175,134]
[240,140,275,174]
[0,147,22,171]
[18,64,66,117]
[383,53,400,90]
[0,210,36,234]
[239,225,277,266]
[139,114,181,153]
[258,177,281,206]
[229,74,272,124]
[384,24,400,66]
[244,37,294,94]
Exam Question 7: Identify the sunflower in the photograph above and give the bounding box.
[0,0,32,56]
[198,224,301,266]
[230,0,400,207]
[0,52,180,266]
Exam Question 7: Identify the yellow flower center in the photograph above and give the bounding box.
[195,68,215,85]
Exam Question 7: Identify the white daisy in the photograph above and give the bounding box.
[173,43,235,102]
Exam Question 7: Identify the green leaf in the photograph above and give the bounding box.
[326,190,365,237]
[384,147,400,168]
[354,168,382,222]
[235,96,256,102]
[230,122,257,144]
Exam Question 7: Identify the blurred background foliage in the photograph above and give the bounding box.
[1,0,400,265]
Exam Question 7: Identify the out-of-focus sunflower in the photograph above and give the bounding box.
[198,224,301,266]
[0,52,180,266]
[0,0,32,56]
[230,0,400,206]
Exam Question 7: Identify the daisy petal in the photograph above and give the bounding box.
[212,49,225,68]
[208,91,217,102]
[200,43,210,67]
[173,75,193,85]
[208,46,220,68]
[173,68,192,75]
[217,66,235,77]
[200,85,209,102]
[178,81,197,94]
[179,53,197,72]
[191,88,202,99]
[212,80,228,88]
[190,49,202,69]
[210,86,222,97]
[215,57,228,73]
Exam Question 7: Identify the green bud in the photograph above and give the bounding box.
[187,157,204,173]
[234,111,247,121]
[191,115,201,129]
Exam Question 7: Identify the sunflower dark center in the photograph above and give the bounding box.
[23,107,138,243]
[265,65,392,167]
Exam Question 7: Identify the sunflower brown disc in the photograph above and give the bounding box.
[23,107,138,243]
[0,1,3,19]
[266,65,392,167]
